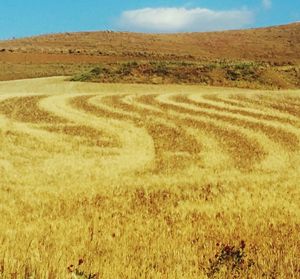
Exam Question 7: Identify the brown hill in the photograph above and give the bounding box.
[0,23,299,88]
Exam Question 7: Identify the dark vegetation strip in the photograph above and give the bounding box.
[147,95,299,152]
[0,96,67,124]
[71,94,202,173]
[138,95,266,170]
[175,95,296,125]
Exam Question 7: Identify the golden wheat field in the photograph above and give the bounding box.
[0,77,300,278]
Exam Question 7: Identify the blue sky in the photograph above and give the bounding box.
[0,0,299,39]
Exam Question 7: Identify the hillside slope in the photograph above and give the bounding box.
[0,23,299,88]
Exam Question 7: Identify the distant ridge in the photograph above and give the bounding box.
[0,23,299,88]
[0,22,299,64]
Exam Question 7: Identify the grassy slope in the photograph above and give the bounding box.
[0,23,299,88]
[0,77,300,278]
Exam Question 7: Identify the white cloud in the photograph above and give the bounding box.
[118,7,254,33]
[262,0,272,10]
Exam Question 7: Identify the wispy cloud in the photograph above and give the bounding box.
[262,0,272,10]
[118,7,254,33]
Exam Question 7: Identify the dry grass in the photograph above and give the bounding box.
[0,77,300,278]
[1,23,299,64]
[0,23,299,89]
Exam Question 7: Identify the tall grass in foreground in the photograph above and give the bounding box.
[1,175,299,278]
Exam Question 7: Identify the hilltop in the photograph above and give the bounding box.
[0,23,299,88]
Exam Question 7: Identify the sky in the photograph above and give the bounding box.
[0,0,299,39]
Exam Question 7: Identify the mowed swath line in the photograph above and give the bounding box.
[162,94,300,165]
[73,94,203,173]
[158,93,300,151]
[161,93,300,169]
[0,77,299,177]
[109,92,268,171]
[0,96,66,124]
[284,96,300,106]
[39,93,155,174]
[178,94,297,125]
[108,94,203,172]
[232,94,300,119]
[186,96,300,151]
[42,124,118,148]
[157,93,300,168]
[258,94,300,108]
[180,93,300,151]
[120,94,235,170]
[104,94,242,172]
[0,94,120,150]
[203,94,300,124]
[0,94,73,156]
[137,94,267,170]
